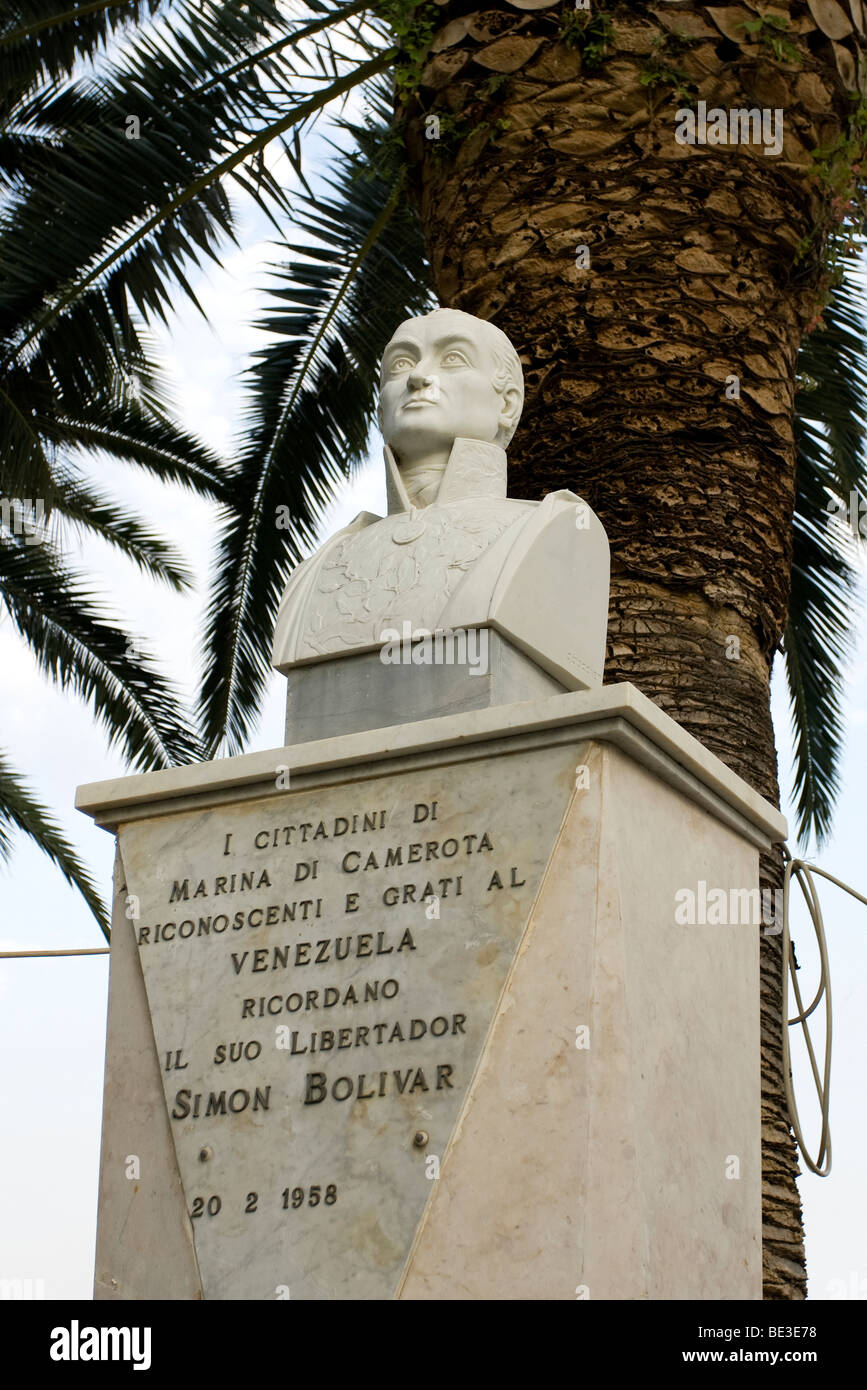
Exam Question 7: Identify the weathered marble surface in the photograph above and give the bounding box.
[81,685,782,1300]
[76,683,787,850]
[284,631,564,744]
[114,743,580,1299]
[94,853,202,1301]
[399,743,762,1300]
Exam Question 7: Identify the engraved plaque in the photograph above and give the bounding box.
[117,742,580,1298]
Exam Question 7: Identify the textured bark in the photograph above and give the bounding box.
[400,0,865,1297]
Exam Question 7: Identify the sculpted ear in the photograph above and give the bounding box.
[498,384,523,441]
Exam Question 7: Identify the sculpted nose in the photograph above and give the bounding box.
[408,366,433,390]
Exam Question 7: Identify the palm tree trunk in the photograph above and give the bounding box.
[401,0,864,1298]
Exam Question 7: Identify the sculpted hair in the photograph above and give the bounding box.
[486,337,524,447]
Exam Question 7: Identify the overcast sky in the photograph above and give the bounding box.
[2,119,866,1300]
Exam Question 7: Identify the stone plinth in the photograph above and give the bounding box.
[78,684,784,1301]
[284,631,565,744]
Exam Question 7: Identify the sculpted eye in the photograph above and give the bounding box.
[442,349,469,366]
[389,355,414,372]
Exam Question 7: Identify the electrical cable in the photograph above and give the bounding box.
[0,948,108,957]
[779,845,867,1177]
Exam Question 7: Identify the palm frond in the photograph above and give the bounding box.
[0,530,202,768]
[0,746,109,937]
[0,0,165,121]
[200,90,435,753]
[49,469,194,590]
[1,3,392,369]
[44,395,234,500]
[0,375,60,506]
[787,258,867,844]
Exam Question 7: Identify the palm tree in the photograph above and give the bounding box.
[4,0,867,1298]
[401,2,867,1302]
[1,0,234,934]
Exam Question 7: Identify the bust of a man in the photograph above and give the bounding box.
[271,308,608,703]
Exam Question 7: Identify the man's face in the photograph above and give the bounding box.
[379,312,508,464]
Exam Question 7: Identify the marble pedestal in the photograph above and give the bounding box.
[284,631,566,744]
[78,684,785,1301]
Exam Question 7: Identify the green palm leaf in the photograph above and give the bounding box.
[0,748,109,938]
[48,469,194,590]
[42,393,234,501]
[200,91,434,753]
[787,259,867,844]
[0,0,166,120]
[0,530,202,769]
[1,1,390,369]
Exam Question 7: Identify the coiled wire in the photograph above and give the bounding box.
[780,846,867,1176]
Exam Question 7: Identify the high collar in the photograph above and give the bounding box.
[384,437,508,515]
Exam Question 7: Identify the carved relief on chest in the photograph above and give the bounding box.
[301,504,521,654]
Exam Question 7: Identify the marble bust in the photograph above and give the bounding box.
[271,308,609,703]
